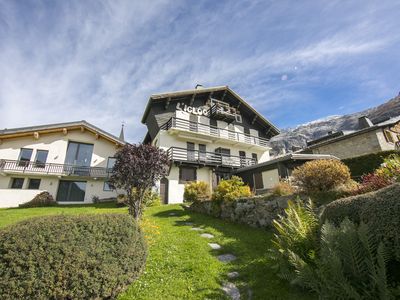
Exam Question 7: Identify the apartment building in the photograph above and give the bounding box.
[141,85,281,203]
[0,121,124,207]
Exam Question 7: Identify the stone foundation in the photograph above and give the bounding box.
[189,195,296,229]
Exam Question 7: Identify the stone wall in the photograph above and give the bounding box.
[189,195,295,229]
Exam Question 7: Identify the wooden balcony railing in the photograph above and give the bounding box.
[161,117,269,148]
[167,147,257,168]
[0,159,111,178]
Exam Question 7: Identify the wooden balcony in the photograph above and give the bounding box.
[0,159,111,178]
[167,147,257,168]
[162,117,269,148]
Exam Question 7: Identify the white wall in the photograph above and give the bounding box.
[0,189,44,208]
[262,169,280,189]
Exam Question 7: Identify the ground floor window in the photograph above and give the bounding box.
[103,181,114,191]
[57,180,86,202]
[179,166,197,183]
[10,178,24,189]
[28,178,41,189]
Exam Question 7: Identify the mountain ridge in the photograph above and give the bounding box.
[269,94,400,155]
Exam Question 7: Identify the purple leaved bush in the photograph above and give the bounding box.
[110,143,169,220]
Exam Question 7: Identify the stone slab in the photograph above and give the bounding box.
[227,271,239,279]
[208,243,222,250]
[200,233,214,239]
[190,227,204,231]
[222,282,240,300]
[217,254,237,262]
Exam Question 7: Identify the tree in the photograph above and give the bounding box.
[110,143,169,220]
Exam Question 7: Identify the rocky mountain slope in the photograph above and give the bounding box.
[269,94,400,155]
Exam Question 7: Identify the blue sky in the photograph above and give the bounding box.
[0,0,399,142]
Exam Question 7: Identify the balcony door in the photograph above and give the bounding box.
[65,142,94,175]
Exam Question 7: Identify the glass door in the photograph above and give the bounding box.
[65,142,94,176]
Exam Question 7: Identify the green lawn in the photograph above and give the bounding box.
[0,203,313,300]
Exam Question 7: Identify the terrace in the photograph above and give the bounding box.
[161,117,270,148]
[0,159,111,178]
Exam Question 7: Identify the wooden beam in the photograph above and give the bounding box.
[95,133,99,140]
[33,132,40,140]
[165,97,171,109]
[251,115,258,125]
[62,128,68,135]
[236,102,241,109]
[0,139,2,145]
[221,90,227,102]
[80,126,85,132]
[189,94,196,106]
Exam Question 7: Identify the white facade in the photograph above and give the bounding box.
[154,110,271,203]
[0,124,123,208]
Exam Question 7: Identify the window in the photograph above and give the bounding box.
[103,181,114,191]
[252,153,258,161]
[384,130,395,143]
[239,151,247,167]
[239,151,246,157]
[187,142,195,161]
[34,150,48,168]
[179,166,197,183]
[65,142,94,166]
[215,147,231,156]
[18,148,33,167]
[235,114,242,123]
[199,144,206,161]
[11,178,24,189]
[28,178,41,189]
[107,157,117,170]
[56,180,86,202]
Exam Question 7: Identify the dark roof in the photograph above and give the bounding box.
[141,85,280,136]
[307,116,400,149]
[0,120,125,145]
[234,153,339,173]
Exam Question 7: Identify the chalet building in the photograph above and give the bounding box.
[0,121,124,207]
[305,116,400,159]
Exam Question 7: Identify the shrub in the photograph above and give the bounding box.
[271,181,295,196]
[19,191,56,208]
[143,189,161,207]
[269,199,319,282]
[0,214,147,299]
[376,154,400,182]
[117,193,127,206]
[342,150,399,179]
[184,181,211,202]
[296,219,395,299]
[292,159,351,194]
[212,176,252,202]
[352,172,393,195]
[91,195,100,203]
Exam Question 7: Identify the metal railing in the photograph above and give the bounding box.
[167,147,257,168]
[0,159,111,178]
[161,117,269,147]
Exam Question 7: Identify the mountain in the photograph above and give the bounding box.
[269,94,400,155]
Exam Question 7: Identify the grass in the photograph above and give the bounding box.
[0,203,314,299]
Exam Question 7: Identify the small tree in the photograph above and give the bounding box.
[110,144,169,220]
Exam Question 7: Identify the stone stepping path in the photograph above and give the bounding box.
[217,254,237,263]
[184,222,194,226]
[200,233,214,239]
[222,282,240,300]
[190,227,204,231]
[168,212,176,216]
[208,243,221,250]
[227,271,239,279]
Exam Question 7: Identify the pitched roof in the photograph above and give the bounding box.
[0,120,125,145]
[307,115,400,149]
[141,85,280,136]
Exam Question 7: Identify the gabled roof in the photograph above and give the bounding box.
[307,115,400,149]
[0,120,125,145]
[141,85,280,136]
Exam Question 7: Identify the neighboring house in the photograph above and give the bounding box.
[0,121,125,207]
[305,116,400,159]
[234,153,339,192]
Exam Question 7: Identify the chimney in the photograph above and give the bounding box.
[195,84,204,89]
[358,116,373,129]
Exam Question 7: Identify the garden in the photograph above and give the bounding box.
[0,143,399,299]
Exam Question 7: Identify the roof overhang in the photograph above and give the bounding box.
[0,121,125,146]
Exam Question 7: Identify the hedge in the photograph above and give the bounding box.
[321,183,400,256]
[342,150,399,179]
[0,214,147,299]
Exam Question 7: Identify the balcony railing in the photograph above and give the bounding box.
[0,159,111,178]
[161,117,269,148]
[167,147,257,168]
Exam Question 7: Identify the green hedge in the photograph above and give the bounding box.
[0,214,147,299]
[342,150,399,178]
[321,183,400,256]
